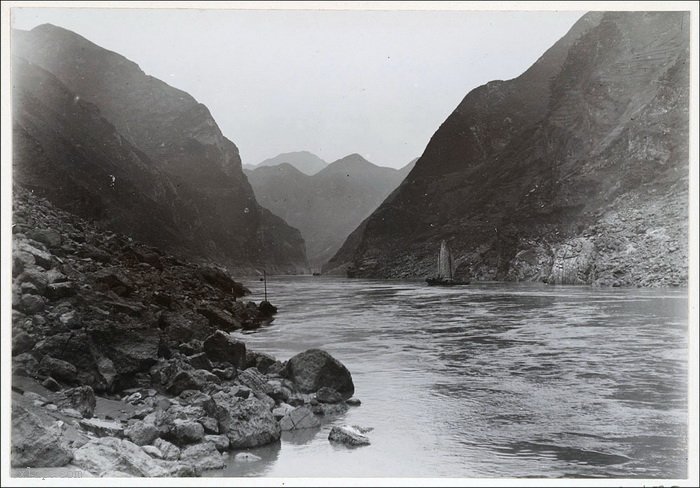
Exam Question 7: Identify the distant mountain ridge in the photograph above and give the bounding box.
[255,151,328,175]
[12,24,308,273]
[327,12,689,287]
[246,154,415,268]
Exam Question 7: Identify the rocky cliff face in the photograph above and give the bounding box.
[13,24,307,273]
[328,12,689,287]
[246,154,413,268]
[12,58,183,252]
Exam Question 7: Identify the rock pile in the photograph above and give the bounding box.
[11,188,360,477]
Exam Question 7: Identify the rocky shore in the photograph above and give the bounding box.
[11,187,362,477]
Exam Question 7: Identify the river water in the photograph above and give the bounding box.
[213,277,688,479]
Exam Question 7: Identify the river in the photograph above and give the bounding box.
[213,277,688,479]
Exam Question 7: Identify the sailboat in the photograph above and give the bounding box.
[426,240,470,286]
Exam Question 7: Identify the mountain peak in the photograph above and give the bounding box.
[328,11,689,287]
[32,23,65,32]
[338,153,370,163]
[256,151,327,175]
[13,23,308,272]
[324,154,377,172]
[250,162,306,177]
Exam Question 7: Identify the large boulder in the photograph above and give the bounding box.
[328,425,371,446]
[204,434,229,452]
[20,294,46,314]
[12,331,36,356]
[196,266,249,297]
[11,404,73,467]
[203,331,246,367]
[257,300,277,317]
[179,442,225,470]
[245,351,280,374]
[124,420,160,446]
[13,250,36,276]
[166,369,220,396]
[79,418,125,438]
[169,420,205,446]
[16,241,52,268]
[160,312,213,344]
[90,327,161,375]
[282,349,354,399]
[197,305,241,331]
[177,390,217,416]
[45,281,77,299]
[15,268,48,294]
[153,438,181,461]
[27,229,62,248]
[279,406,320,431]
[142,445,164,459]
[234,452,262,463]
[38,356,78,383]
[72,437,189,477]
[187,353,213,371]
[13,352,39,377]
[32,333,96,382]
[237,367,272,396]
[272,403,295,420]
[53,386,96,418]
[213,393,280,449]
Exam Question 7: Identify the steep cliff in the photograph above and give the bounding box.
[13,24,307,272]
[328,12,689,287]
[12,58,184,251]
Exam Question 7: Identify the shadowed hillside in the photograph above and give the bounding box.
[327,12,689,287]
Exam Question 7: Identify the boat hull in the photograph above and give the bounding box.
[426,278,470,286]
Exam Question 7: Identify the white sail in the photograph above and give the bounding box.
[438,240,453,279]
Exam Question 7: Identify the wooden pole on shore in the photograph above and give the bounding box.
[263,269,267,302]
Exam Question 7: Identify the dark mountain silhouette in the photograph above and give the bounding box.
[12,58,185,250]
[246,154,414,268]
[255,151,328,175]
[12,24,307,272]
[327,12,689,287]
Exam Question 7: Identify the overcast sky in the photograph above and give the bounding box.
[12,7,584,169]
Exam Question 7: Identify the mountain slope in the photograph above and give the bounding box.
[328,12,689,287]
[246,154,410,267]
[12,57,185,250]
[12,24,307,272]
[256,151,328,175]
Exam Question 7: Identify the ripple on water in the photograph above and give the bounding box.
[226,277,688,478]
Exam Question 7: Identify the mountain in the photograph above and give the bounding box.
[327,12,689,287]
[256,151,328,175]
[246,154,411,268]
[398,158,418,179]
[12,24,307,273]
[12,58,184,250]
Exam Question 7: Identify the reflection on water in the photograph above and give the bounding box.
[212,277,688,478]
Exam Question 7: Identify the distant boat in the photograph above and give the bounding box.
[426,240,469,286]
[312,272,321,276]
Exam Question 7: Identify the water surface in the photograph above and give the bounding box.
[213,277,688,478]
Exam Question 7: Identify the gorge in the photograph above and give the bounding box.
[7,8,692,482]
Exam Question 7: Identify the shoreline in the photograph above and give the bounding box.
[10,188,363,477]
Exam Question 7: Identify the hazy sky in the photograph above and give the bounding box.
[12,7,584,169]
